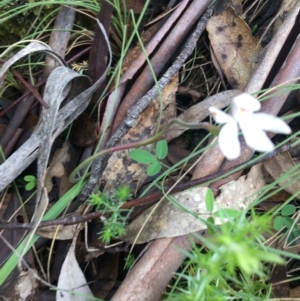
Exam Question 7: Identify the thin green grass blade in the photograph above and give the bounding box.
[0,180,86,286]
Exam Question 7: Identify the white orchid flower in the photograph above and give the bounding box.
[209,93,291,160]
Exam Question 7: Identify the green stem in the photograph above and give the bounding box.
[69,119,216,183]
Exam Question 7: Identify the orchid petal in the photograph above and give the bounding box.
[239,117,274,152]
[231,93,261,120]
[218,120,240,160]
[252,113,291,134]
[209,107,233,124]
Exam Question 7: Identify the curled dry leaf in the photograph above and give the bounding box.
[121,164,266,244]
[207,7,262,89]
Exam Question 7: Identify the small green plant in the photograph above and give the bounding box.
[23,175,37,191]
[88,185,133,244]
[166,210,284,301]
[129,139,168,176]
[124,253,136,270]
[273,203,300,244]
[204,188,241,235]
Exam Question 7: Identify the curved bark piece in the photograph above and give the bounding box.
[111,236,192,301]
[44,4,76,76]
[110,0,211,134]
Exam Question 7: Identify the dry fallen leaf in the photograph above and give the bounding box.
[121,164,266,244]
[165,90,240,141]
[120,187,208,244]
[45,141,72,193]
[214,0,243,16]
[56,230,93,301]
[215,163,266,210]
[207,7,262,89]
[36,223,84,240]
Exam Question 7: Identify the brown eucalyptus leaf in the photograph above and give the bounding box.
[165,90,241,141]
[121,164,265,244]
[36,223,84,240]
[263,152,300,199]
[102,75,177,192]
[207,7,262,89]
[120,187,208,244]
[215,164,266,211]
[214,0,243,15]
[45,141,71,193]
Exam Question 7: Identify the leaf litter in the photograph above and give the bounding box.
[0,1,300,300]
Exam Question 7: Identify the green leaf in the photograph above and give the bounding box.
[129,149,157,164]
[156,140,168,160]
[287,227,300,244]
[207,216,215,235]
[25,181,35,191]
[273,216,284,231]
[288,230,298,245]
[24,175,36,182]
[147,162,162,176]
[282,216,294,230]
[281,204,296,216]
[205,188,214,213]
[214,208,241,219]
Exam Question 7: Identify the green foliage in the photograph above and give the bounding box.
[205,189,214,213]
[129,139,168,176]
[203,189,242,234]
[124,253,135,270]
[273,203,300,244]
[0,1,58,46]
[156,140,168,160]
[251,24,258,34]
[88,185,133,244]
[213,208,241,219]
[166,211,284,301]
[129,149,157,164]
[115,184,133,202]
[23,174,37,191]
